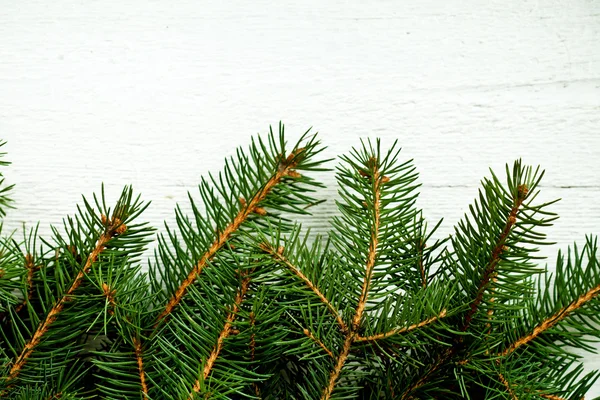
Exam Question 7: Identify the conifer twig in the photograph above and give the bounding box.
[302,328,334,358]
[462,184,528,332]
[260,242,347,332]
[500,283,600,357]
[189,273,252,398]
[321,158,382,400]
[156,151,302,326]
[13,254,36,314]
[498,372,519,400]
[351,161,382,332]
[401,184,531,394]
[133,337,149,400]
[0,254,38,323]
[355,309,447,342]
[3,215,126,387]
[99,279,149,398]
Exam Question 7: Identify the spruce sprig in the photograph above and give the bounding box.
[0,126,598,399]
[0,186,154,398]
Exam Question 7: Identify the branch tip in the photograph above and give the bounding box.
[501,283,600,356]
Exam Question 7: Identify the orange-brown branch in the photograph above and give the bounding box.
[261,243,347,332]
[498,372,518,400]
[13,254,37,315]
[156,153,301,327]
[500,283,600,357]
[321,159,382,400]
[321,334,354,400]
[462,184,528,332]
[5,216,124,385]
[355,309,447,342]
[352,163,381,331]
[303,328,334,358]
[133,337,149,400]
[189,274,251,397]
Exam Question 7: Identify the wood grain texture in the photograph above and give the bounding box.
[1,0,599,394]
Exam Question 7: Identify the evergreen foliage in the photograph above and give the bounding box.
[0,125,598,399]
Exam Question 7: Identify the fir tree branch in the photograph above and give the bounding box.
[498,372,519,400]
[497,370,572,400]
[3,215,126,387]
[100,280,149,399]
[9,254,37,316]
[188,272,252,398]
[156,150,303,326]
[321,157,383,400]
[260,242,347,332]
[0,252,37,325]
[322,335,354,400]
[93,265,152,400]
[302,327,334,359]
[352,158,382,331]
[462,184,528,332]
[133,337,149,400]
[500,282,600,357]
[354,309,447,342]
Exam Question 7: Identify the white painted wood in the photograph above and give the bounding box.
[1,0,599,394]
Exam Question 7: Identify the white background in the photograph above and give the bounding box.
[1,0,599,396]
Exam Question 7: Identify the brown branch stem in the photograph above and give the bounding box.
[355,310,447,342]
[5,216,124,386]
[2,254,38,321]
[500,283,600,357]
[321,334,354,400]
[498,372,519,400]
[303,328,334,358]
[133,337,149,400]
[261,243,347,332]
[462,185,528,332]
[321,159,382,400]
[156,154,300,327]
[189,273,251,398]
